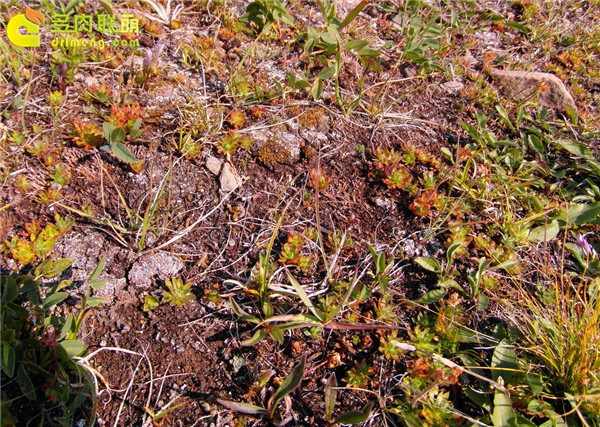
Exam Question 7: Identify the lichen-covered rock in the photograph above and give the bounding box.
[52,231,133,304]
[257,139,292,165]
[490,69,576,112]
[128,252,184,288]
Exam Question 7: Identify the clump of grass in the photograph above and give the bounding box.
[505,265,600,422]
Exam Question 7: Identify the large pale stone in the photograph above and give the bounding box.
[490,69,576,112]
[219,162,242,193]
[205,155,223,175]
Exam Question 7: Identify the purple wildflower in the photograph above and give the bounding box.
[143,43,165,73]
[143,48,153,70]
[576,234,597,258]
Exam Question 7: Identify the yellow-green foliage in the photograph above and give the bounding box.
[4,215,73,265]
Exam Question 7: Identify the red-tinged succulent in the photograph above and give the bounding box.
[308,167,333,191]
[106,102,144,131]
[70,120,104,149]
[382,165,412,190]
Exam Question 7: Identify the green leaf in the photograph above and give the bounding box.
[89,279,107,290]
[55,280,73,292]
[103,122,116,139]
[414,257,441,273]
[414,288,446,304]
[318,65,337,80]
[262,297,274,318]
[555,138,595,160]
[311,78,323,100]
[1,276,19,304]
[230,297,261,324]
[333,401,374,425]
[86,296,104,307]
[287,272,325,322]
[44,258,73,278]
[528,400,567,426]
[129,118,143,138]
[556,202,600,226]
[17,365,35,400]
[526,372,543,396]
[345,39,368,51]
[491,339,517,383]
[34,259,52,277]
[505,21,528,34]
[99,0,114,13]
[306,26,319,41]
[495,105,515,131]
[446,241,465,265]
[60,339,86,357]
[3,302,28,319]
[242,328,267,346]
[528,221,560,243]
[357,48,380,58]
[565,243,600,275]
[324,374,337,421]
[111,142,138,163]
[439,279,462,292]
[491,390,517,427]
[270,325,284,343]
[286,73,310,89]
[268,354,306,418]
[490,259,517,271]
[262,313,322,328]
[216,398,267,416]
[61,314,75,339]
[527,134,545,156]
[440,147,453,162]
[89,255,106,282]
[2,343,15,377]
[464,387,489,410]
[110,127,125,144]
[13,95,24,108]
[42,292,69,309]
[338,0,367,30]
[477,293,489,310]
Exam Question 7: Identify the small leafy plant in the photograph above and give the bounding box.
[324,373,374,425]
[1,255,107,426]
[70,120,104,150]
[4,215,74,265]
[217,131,253,158]
[278,233,313,273]
[99,121,140,164]
[216,354,305,424]
[344,360,374,389]
[162,277,196,307]
[308,166,333,191]
[287,0,379,112]
[240,0,295,36]
[70,117,140,163]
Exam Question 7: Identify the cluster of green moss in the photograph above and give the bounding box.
[257,139,291,165]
